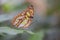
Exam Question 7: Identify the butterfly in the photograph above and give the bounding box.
[12,5,34,29]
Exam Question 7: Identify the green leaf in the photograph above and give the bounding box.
[0,27,34,35]
[0,27,24,35]
[29,30,44,40]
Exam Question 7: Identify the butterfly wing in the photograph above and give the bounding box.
[23,6,34,28]
[12,5,34,28]
[12,11,26,27]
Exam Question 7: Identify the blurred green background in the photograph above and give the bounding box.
[0,0,60,40]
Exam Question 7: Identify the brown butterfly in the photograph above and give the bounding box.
[12,5,34,29]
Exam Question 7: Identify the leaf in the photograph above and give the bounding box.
[0,27,34,35]
[29,30,44,40]
[25,30,34,35]
[0,27,24,35]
